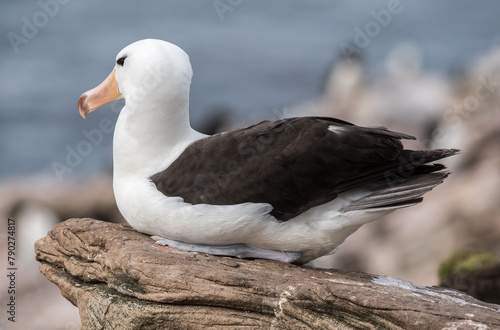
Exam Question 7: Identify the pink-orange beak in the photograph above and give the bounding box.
[78,69,122,118]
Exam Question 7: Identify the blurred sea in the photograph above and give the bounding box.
[2,1,500,180]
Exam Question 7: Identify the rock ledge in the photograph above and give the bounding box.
[35,218,500,329]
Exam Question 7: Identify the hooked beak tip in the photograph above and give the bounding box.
[78,93,89,118]
[77,69,121,119]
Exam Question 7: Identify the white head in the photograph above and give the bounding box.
[78,39,193,118]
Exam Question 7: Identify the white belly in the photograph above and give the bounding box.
[113,175,390,262]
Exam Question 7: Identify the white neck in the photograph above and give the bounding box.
[112,98,204,178]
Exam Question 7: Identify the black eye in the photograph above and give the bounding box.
[116,56,126,66]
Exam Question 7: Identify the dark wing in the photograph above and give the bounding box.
[150,117,457,221]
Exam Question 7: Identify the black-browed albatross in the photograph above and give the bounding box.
[78,39,458,264]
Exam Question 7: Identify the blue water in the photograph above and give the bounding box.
[2,1,500,181]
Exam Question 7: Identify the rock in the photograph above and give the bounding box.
[35,218,500,329]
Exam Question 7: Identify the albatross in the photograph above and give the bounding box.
[78,39,458,264]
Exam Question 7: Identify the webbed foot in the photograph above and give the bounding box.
[152,236,302,263]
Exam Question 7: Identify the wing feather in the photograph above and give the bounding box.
[150,117,457,221]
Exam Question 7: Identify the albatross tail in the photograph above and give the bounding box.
[340,148,460,213]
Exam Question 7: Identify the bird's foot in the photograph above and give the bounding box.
[151,236,302,263]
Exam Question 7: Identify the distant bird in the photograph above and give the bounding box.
[78,39,458,264]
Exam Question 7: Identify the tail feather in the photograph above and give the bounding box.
[339,149,458,212]
[336,149,459,193]
[341,171,448,212]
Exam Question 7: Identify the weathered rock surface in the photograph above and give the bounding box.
[35,218,500,329]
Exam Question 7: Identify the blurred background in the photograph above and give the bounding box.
[1,1,500,328]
